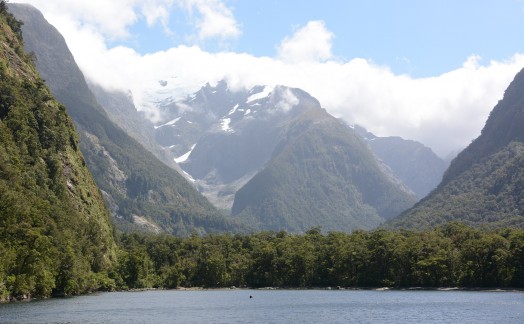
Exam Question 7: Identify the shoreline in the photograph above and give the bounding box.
[3,286,523,303]
[128,286,524,293]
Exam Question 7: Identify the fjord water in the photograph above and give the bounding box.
[1,290,522,323]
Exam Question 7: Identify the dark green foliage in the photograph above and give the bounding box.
[115,223,524,289]
[0,5,117,301]
[9,3,239,236]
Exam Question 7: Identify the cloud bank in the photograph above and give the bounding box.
[11,0,524,157]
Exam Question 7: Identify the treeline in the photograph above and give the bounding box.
[114,223,524,290]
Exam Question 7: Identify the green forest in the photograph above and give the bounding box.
[113,223,524,290]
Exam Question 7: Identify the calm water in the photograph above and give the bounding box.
[0,289,523,323]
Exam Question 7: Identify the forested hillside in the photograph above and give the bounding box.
[0,2,117,301]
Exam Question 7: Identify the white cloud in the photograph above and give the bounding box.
[177,0,241,41]
[275,88,299,113]
[75,37,524,157]
[9,1,524,158]
[11,0,240,42]
[12,0,141,39]
[277,20,334,63]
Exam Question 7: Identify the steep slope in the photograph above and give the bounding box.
[9,3,237,236]
[389,68,524,229]
[88,82,178,169]
[0,3,116,300]
[354,125,448,199]
[442,68,524,184]
[231,103,417,232]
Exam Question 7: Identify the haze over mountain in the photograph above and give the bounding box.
[389,67,524,229]
[148,81,417,232]
[353,125,448,199]
[9,3,238,236]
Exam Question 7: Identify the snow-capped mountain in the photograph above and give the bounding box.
[153,81,323,210]
[148,81,417,232]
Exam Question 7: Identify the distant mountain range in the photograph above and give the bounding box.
[353,125,448,199]
[12,4,477,234]
[389,67,524,229]
[87,72,449,232]
[145,81,424,231]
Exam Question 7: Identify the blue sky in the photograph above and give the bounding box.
[119,0,524,77]
[10,0,524,156]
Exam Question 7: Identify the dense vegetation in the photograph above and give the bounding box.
[9,3,239,236]
[115,223,524,289]
[0,2,117,301]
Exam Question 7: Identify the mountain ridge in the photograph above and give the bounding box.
[388,67,524,229]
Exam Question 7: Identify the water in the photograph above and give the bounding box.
[0,289,523,323]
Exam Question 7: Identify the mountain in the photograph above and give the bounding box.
[353,125,448,199]
[9,3,238,236]
[0,2,116,300]
[151,81,417,232]
[87,82,179,170]
[388,67,524,229]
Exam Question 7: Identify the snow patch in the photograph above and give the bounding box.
[244,109,252,115]
[247,86,274,103]
[154,117,181,129]
[181,170,196,182]
[174,144,196,163]
[220,118,234,133]
[228,104,239,115]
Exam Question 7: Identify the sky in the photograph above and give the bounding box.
[10,0,524,157]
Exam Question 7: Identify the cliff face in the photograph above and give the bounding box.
[0,2,117,300]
